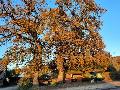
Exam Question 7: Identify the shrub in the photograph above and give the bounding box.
[17,77,33,90]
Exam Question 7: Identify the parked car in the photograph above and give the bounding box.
[82,72,104,83]
[96,72,104,81]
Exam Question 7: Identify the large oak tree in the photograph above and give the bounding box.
[0,0,111,84]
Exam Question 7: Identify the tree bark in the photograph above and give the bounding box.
[32,41,42,85]
[32,71,39,90]
[56,55,65,82]
[33,72,39,85]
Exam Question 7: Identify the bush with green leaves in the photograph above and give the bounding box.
[17,77,33,90]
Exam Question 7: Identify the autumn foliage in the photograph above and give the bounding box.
[0,0,110,84]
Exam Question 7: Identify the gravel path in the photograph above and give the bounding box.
[0,86,17,90]
[55,83,117,90]
[40,81,120,90]
[0,81,120,90]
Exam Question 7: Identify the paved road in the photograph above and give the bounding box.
[0,81,120,90]
[0,86,17,90]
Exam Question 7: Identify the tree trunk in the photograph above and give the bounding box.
[56,55,65,83]
[33,72,39,85]
[57,68,64,82]
[32,41,42,85]
[32,71,39,90]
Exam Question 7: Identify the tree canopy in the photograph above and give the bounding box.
[0,0,111,83]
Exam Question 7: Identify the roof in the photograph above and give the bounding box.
[0,60,6,71]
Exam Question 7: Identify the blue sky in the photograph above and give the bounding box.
[96,0,120,56]
[0,0,120,58]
